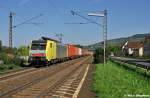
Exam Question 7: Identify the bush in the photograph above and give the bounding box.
[8,66,13,69]
[0,53,11,64]
[7,64,17,70]
[17,46,29,56]
[0,53,21,65]
[13,56,22,65]
[0,65,7,70]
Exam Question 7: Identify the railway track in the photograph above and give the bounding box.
[38,58,92,98]
[0,58,82,82]
[110,56,150,71]
[0,68,38,81]
[0,56,91,98]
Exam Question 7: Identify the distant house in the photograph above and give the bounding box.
[122,41,144,57]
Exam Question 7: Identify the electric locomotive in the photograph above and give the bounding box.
[28,37,67,66]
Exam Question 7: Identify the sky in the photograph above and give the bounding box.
[0,0,150,47]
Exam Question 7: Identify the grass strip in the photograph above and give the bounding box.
[92,61,150,98]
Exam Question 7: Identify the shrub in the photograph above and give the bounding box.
[8,66,13,69]
[0,53,11,64]
[13,56,22,65]
[17,46,29,56]
[0,53,21,65]
[7,64,16,69]
[0,64,7,71]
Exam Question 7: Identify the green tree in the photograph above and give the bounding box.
[17,46,29,56]
[106,45,122,56]
[93,45,122,64]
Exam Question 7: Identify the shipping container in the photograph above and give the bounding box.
[82,49,93,56]
[78,48,82,55]
[56,43,67,59]
[75,46,78,56]
[82,49,88,56]
[67,44,76,58]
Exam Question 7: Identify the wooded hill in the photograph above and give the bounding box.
[86,33,150,50]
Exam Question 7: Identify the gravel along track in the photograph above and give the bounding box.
[0,68,38,81]
[38,57,92,98]
[0,56,91,98]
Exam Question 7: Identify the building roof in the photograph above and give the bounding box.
[127,41,143,49]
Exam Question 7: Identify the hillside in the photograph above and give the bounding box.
[87,33,150,50]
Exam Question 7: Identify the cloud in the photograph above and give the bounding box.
[18,0,31,6]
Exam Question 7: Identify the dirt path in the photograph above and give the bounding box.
[78,64,96,98]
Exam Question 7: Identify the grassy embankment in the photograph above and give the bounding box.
[93,61,150,98]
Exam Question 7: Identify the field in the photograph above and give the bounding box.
[92,61,150,98]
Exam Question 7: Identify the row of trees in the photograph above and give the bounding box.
[93,45,121,64]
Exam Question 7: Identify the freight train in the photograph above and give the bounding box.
[28,37,93,67]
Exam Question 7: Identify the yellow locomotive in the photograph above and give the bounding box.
[28,37,67,66]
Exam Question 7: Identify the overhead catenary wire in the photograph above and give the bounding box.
[64,22,92,24]
[47,0,65,22]
[70,9,107,65]
[46,0,69,42]
[70,10,102,26]
[13,14,43,28]
[24,22,44,25]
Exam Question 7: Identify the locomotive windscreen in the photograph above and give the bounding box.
[31,40,46,50]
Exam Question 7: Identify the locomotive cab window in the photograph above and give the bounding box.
[50,43,53,48]
[31,42,46,50]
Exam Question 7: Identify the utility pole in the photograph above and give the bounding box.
[88,10,107,65]
[8,13,42,50]
[103,10,107,65]
[9,12,15,50]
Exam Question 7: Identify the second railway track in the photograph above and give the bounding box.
[0,56,91,98]
[0,68,39,81]
[110,56,150,71]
